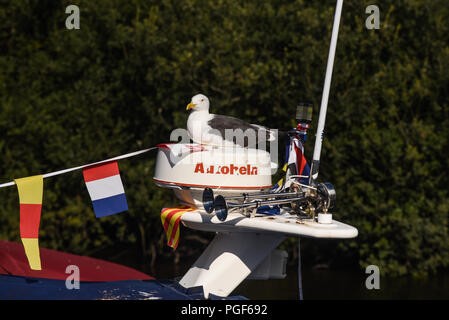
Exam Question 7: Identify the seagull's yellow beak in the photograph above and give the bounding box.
[186,102,196,110]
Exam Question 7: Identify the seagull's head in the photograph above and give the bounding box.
[186,94,209,112]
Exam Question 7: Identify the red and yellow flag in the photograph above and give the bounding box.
[14,175,44,270]
[160,205,195,250]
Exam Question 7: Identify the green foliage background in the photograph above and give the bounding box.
[0,0,448,277]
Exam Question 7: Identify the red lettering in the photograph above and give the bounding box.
[230,164,238,175]
[239,166,246,175]
[251,166,258,175]
[206,165,214,174]
[194,162,204,173]
[221,166,229,174]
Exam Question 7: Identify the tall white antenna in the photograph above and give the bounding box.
[310,0,343,184]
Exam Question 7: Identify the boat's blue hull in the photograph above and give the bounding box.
[0,274,246,300]
[0,240,246,300]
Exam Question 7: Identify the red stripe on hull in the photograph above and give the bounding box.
[154,178,272,190]
[0,240,153,281]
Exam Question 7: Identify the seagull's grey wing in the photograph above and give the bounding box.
[208,114,270,147]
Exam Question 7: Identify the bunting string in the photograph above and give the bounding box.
[0,147,157,188]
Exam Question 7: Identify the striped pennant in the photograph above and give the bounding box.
[14,175,44,270]
[273,136,310,192]
[160,205,196,250]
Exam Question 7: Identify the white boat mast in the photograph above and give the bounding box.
[310,0,344,183]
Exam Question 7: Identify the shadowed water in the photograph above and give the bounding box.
[92,245,449,300]
[236,267,449,300]
[151,261,449,300]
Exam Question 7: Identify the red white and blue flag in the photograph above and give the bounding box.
[82,161,128,218]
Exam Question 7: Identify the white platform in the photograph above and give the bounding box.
[181,209,358,239]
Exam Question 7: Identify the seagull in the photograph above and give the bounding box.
[186,93,278,148]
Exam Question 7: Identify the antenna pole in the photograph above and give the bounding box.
[310,0,343,184]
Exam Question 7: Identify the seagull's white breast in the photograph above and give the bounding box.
[187,111,214,144]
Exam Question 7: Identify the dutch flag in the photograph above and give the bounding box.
[82,161,128,218]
